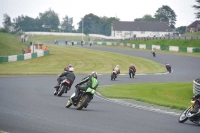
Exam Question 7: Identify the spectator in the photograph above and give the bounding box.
[55,40,58,44]
[22,46,25,54]
[65,40,68,45]
[44,46,48,50]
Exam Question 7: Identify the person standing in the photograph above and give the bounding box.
[22,46,25,54]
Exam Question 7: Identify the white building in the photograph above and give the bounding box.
[111,21,174,38]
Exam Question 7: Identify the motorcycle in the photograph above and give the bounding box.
[66,84,96,110]
[89,42,92,46]
[152,51,156,57]
[178,97,200,125]
[111,71,117,81]
[166,66,172,73]
[129,68,136,78]
[54,79,71,96]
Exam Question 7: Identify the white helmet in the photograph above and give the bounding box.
[69,67,74,72]
[116,65,119,68]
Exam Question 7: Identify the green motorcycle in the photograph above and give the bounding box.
[66,85,96,110]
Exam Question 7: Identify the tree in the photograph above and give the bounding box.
[193,0,200,18]
[77,13,119,36]
[176,26,186,34]
[13,15,37,31]
[60,15,74,32]
[39,9,60,31]
[154,5,177,29]
[3,14,13,32]
[134,14,158,22]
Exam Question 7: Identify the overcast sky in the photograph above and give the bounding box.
[0,0,198,29]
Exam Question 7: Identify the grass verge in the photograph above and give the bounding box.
[97,82,193,110]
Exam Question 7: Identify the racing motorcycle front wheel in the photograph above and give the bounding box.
[66,101,72,108]
[178,106,192,123]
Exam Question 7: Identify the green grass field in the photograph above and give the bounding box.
[0,44,166,75]
[0,32,27,56]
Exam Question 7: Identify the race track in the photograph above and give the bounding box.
[0,44,200,133]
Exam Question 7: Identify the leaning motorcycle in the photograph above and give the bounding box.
[54,79,71,96]
[66,85,96,110]
[166,66,172,73]
[152,51,156,57]
[111,71,117,81]
[178,97,200,125]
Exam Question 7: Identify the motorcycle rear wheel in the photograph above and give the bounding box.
[77,95,89,110]
[57,85,65,96]
[178,106,192,123]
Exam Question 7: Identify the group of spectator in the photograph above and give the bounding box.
[21,43,49,54]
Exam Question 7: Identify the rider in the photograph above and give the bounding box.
[165,63,171,72]
[191,94,200,113]
[54,66,76,95]
[64,64,73,71]
[74,71,99,97]
[113,65,120,75]
[152,47,155,55]
[129,63,136,78]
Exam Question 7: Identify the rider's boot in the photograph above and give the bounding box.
[191,103,200,113]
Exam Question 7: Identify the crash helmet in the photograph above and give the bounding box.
[68,64,73,67]
[69,67,74,72]
[116,65,120,68]
[91,71,98,79]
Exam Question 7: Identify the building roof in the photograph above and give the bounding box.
[187,20,200,27]
[112,21,173,32]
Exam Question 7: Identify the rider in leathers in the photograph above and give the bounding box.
[54,67,76,95]
[129,64,136,78]
[74,72,98,97]
[191,94,200,113]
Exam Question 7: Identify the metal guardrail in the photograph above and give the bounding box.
[193,79,200,95]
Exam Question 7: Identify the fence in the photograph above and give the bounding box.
[0,50,49,64]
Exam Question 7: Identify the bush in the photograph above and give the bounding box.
[0,28,8,33]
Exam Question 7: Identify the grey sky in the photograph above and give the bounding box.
[0,0,198,29]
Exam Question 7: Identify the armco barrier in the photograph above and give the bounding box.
[79,41,199,53]
[193,79,200,95]
[0,50,49,63]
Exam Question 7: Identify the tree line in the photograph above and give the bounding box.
[2,1,200,35]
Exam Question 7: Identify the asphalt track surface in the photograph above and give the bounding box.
[0,44,200,133]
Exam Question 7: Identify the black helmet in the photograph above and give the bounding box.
[91,71,98,79]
